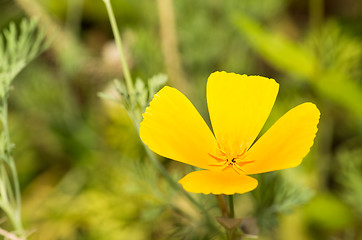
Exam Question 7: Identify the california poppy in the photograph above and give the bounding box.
[140,72,320,195]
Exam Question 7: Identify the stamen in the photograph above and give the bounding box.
[208,153,225,162]
[208,145,254,175]
[236,147,247,157]
[232,167,241,175]
[209,161,228,167]
[233,163,246,173]
[221,165,231,171]
[217,147,226,156]
[237,160,255,166]
[231,164,244,175]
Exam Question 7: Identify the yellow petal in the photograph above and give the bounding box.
[140,86,217,169]
[242,102,320,174]
[207,72,279,157]
[178,169,258,195]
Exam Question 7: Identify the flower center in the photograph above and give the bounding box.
[208,145,254,174]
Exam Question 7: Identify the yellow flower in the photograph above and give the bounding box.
[140,72,320,195]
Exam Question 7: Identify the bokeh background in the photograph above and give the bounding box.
[0,0,362,239]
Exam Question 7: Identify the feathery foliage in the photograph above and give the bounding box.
[0,18,48,239]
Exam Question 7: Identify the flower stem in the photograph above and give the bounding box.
[228,195,235,218]
[102,0,134,101]
[1,97,25,238]
[216,195,229,217]
[228,195,237,240]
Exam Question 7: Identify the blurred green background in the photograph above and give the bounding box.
[0,0,362,239]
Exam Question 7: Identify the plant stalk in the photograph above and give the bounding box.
[103,0,134,102]
[216,195,229,217]
[228,195,235,218]
[1,97,25,238]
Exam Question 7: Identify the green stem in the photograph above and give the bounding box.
[228,195,234,218]
[9,160,23,228]
[1,97,25,238]
[216,195,229,217]
[103,0,134,101]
